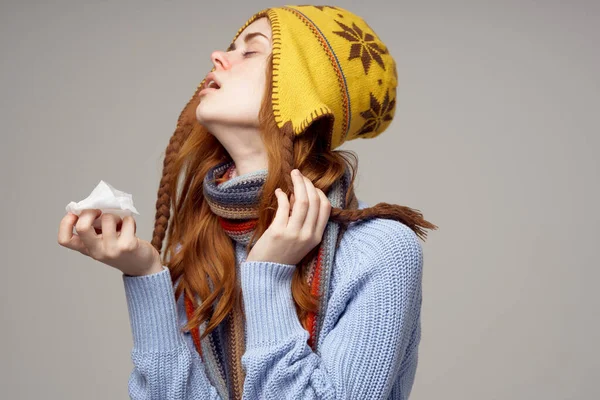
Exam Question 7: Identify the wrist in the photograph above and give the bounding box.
[144,260,165,275]
[127,261,164,277]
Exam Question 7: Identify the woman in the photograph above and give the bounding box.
[59,5,437,399]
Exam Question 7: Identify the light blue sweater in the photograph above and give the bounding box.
[122,200,423,399]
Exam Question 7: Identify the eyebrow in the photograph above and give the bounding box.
[228,32,270,51]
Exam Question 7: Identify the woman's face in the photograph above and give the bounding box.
[196,17,272,129]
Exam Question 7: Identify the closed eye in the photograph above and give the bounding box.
[242,51,257,57]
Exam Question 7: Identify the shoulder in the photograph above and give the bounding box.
[333,199,424,288]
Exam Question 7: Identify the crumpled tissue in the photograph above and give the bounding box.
[65,180,140,229]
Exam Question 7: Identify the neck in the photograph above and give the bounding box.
[208,125,269,178]
[229,155,268,178]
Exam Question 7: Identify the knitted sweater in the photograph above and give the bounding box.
[122,200,423,399]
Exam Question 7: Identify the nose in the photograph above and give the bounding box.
[210,50,230,70]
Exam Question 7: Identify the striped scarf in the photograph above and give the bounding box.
[184,159,354,400]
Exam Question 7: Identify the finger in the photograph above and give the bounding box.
[101,213,120,250]
[314,188,331,236]
[75,209,102,253]
[300,176,320,233]
[94,216,122,234]
[58,212,88,254]
[271,188,290,230]
[120,215,136,241]
[288,170,309,232]
[63,233,93,257]
[58,212,79,245]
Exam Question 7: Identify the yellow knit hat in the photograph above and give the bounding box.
[199,5,398,151]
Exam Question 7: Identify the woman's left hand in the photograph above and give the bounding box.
[245,169,332,265]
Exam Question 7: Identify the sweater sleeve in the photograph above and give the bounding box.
[122,266,222,399]
[239,221,423,400]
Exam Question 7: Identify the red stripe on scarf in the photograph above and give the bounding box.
[306,245,325,349]
[184,295,204,360]
[217,216,258,233]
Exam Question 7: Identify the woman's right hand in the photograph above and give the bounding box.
[58,209,164,277]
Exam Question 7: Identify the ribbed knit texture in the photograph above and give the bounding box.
[122,199,424,399]
[200,159,355,399]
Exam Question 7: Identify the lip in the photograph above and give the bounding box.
[202,72,221,90]
[198,87,219,96]
[199,72,221,98]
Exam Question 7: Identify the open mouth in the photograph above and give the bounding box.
[199,81,220,97]
[199,72,222,97]
[206,80,221,90]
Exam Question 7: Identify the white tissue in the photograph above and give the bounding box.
[65,180,140,229]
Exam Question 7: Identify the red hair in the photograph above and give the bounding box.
[151,53,437,339]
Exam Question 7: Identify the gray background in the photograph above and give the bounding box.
[1,0,598,399]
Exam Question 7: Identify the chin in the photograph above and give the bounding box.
[195,101,216,126]
[196,102,259,128]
